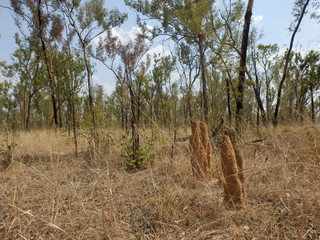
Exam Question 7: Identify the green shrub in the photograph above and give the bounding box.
[122,139,155,171]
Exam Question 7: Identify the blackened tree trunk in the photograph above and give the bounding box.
[251,49,267,123]
[199,35,209,122]
[26,93,32,129]
[266,79,271,119]
[36,0,59,128]
[273,0,310,125]
[129,86,140,154]
[82,48,96,131]
[235,0,254,132]
[310,85,315,123]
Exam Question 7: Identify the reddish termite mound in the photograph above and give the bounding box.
[190,121,212,181]
[220,134,246,207]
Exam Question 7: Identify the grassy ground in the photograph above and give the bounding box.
[0,125,319,239]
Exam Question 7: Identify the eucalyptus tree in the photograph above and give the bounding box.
[10,0,66,127]
[235,0,254,131]
[305,51,320,122]
[111,81,130,129]
[151,54,176,124]
[125,0,216,122]
[49,49,84,148]
[273,0,311,125]
[10,34,45,129]
[207,0,257,125]
[289,51,320,122]
[95,30,151,157]
[255,44,279,120]
[0,80,15,126]
[176,42,200,122]
[54,0,127,131]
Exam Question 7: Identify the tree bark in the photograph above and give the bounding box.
[129,86,140,154]
[26,94,32,129]
[251,49,267,123]
[36,0,59,128]
[310,85,315,123]
[82,47,96,131]
[266,79,271,120]
[225,77,232,124]
[199,35,209,122]
[235,0,254,132]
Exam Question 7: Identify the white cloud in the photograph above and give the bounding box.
[146,44,170,58]
[92,74,115,96]
[252,15,263,24]
[93,25,171,65]
[140,44,172,68]
[93,25,154,46]
[111,26,143,43]
[100,82,115,96]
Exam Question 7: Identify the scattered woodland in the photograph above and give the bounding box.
[0,0,320,239]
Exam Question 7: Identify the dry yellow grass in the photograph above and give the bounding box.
[0,125,320,239]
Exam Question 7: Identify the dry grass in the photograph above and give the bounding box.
[0,125,320,239]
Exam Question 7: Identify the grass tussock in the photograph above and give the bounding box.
[0,125,320,239]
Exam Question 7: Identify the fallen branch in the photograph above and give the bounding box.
[175,136,191,142]
[243,137,267,145]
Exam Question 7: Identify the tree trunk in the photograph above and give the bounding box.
[26,94,32,130]
[225,78,232,124]
[235,0,254,132]
[128,85,140,154]
[121,100,125,129]
[22,86,27,129]
[273,0,310,125]
[256,105,260,127]
[252,49,267,123]
[266,81,271,120]
[199,35,208,122]
[71,92,78,157]
[188,90,193,121]
[68,65,79,157]
[82,47,96,131]
[58,91,63,128]
[36,0,59,128]
[310,85,315,123]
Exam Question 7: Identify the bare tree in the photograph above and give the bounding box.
[235,0,254,132]
[273,0,311,125]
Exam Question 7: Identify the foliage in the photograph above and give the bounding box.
[0,0,320,134]
[121,136,155,170]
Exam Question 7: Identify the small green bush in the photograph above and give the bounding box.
[122,139,155,171]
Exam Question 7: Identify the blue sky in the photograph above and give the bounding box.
[0,0,319,95]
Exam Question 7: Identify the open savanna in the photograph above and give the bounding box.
[0,125,319,240]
